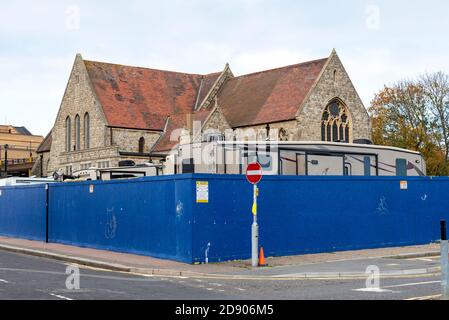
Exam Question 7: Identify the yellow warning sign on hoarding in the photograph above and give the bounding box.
[196,181,209,203]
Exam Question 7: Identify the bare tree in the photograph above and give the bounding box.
[421,72,449,161]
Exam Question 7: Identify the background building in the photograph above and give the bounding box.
[0,125,43,177]
[34,49,371,177]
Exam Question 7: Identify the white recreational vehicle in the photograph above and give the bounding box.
[0,177,55,186]
[169,141,426,177]
[68,163,163,182]
[54,142,426,182]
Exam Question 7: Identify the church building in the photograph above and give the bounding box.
[34,49,371,176]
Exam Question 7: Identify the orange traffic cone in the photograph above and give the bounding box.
[258,247,267,267]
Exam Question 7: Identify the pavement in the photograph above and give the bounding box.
[0,236,441,279]
[0,238,445,300]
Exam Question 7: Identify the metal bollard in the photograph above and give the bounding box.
[441,220,449,300]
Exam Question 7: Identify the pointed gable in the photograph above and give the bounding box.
[217,58,328,128]
[196,64,234,111]
[195,72,222,110]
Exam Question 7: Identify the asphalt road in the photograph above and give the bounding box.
[0,250,443,300]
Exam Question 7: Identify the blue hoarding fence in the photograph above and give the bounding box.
[0,175,449,263]
[48,176,194,263]
[0,184,46,241]
[190,175,449,263]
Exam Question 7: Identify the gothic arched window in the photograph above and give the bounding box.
[65,116,71,152]
[75,114,81,151]
[321,99,350,143]
[138,137,145,154]
[84,113,90,149]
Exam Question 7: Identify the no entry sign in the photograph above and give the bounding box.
[247,162,262,267]
[246,162,263,185]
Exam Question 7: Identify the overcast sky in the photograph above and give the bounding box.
[1,0,449,136]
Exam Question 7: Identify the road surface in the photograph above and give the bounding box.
[0,250,442,300]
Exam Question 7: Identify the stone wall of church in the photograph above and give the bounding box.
[47,55,109,175]
[200,109,300,142]
[59,146,121,172]
[31,152,51,177]
[297,52,371,142]
[198,109,232,141]
[110,128,161,153]
[234,120,299,141]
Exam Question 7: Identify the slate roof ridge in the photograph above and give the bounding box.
[13,126,33,136]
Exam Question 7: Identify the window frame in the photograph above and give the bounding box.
[138,137,145,154]
[75,114,81,151]
[65,116,72,152]
[84,113,90,149]
[321,99,351,143]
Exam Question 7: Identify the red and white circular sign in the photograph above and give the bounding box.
[246,162,263,185]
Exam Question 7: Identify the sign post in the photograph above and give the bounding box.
[246,162,262,268]
[441,220,449,300]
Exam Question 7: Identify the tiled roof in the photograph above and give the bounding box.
[77,56,329,154]
[195,72,222,109]
[217,58,328,128]
[36,131,52,153]
[84,60,219,131]
[152,110,211,152]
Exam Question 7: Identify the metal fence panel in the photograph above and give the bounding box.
[0,185,46,241]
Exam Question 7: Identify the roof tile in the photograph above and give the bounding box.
[217,58,328,127]
[84,61,211,131]
[152,111,211,152]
